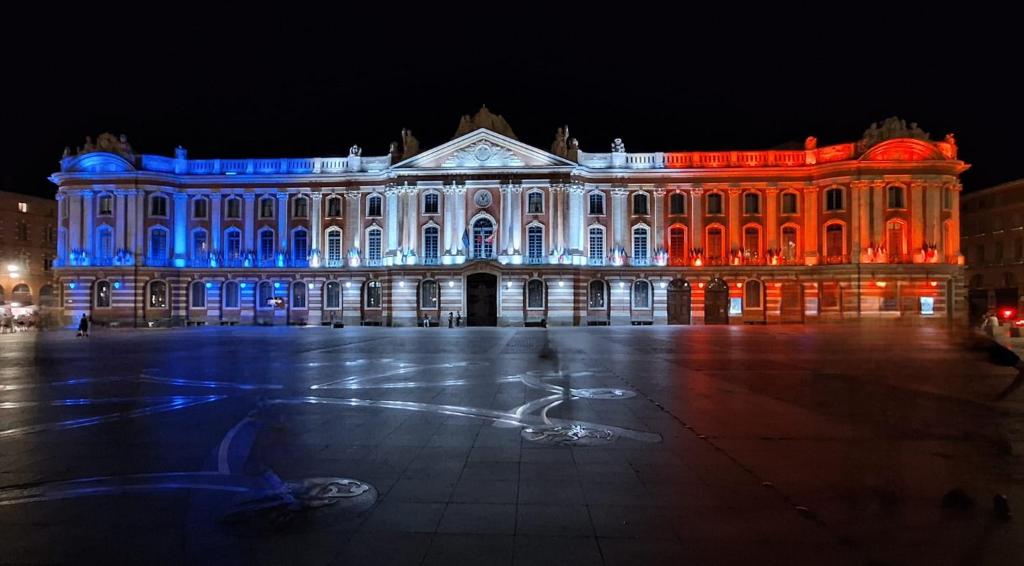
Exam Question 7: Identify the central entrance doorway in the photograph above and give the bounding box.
[667,279,691,325]
[466,273,498,326]
[704,278,729,324]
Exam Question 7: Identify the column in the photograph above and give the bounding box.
[173,192,188,266]
[386,188,400,254]
[924,182,940,248]
[804,187,819,262]
[853,181,870,259]
[406,188,418,257]
[211,193,222,253]
[345,192,361,253]
[567,185,582,253]
[69,191,82,251]
[82,190,94,258]
[558,186,569,252]
[511,186,523,254]
[765,188,779,250]
[500,184,511,254]
[310,192,322,258]
[727,189,741,252]
[871,182,884,246]
[134,190,145,255]
[243,194,256,252]
[277,193,289,254]
[611,187,628,249]
[653,187,665,252]
[690,188,703,248]
[849,183,862,263]
[56,193,67,262]
[455,186,467,256]
[443,186,454,254]
[950,182,962,258]
[114,191,126,251]
[911,182,925,253]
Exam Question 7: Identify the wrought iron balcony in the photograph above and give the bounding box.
[525,256,546,265]
[588,257,605,266]
[422,256,440,266]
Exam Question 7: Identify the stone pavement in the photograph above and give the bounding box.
[0,323,1022,565]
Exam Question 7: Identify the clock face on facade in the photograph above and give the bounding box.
[474,190,493,208]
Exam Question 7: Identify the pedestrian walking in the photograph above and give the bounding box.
[422,315,430,328]
[456,311,462,327]
[448,312,454,328]
[77,313,90,337]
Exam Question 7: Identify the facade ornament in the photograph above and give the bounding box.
[566,138,580,162]
[401,129,420,160]
[804,136,817,150]
[551,125,569,157]
[453,105,518,139]
[349,145,362,157]
[77,132,135,158]
[611,138,626,153]
[858,117,930,153]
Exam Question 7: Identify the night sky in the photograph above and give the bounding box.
[3,10,1018,198]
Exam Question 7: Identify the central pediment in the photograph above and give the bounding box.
[393,129,577,169]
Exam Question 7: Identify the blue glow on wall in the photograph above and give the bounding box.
[729,297,743,316]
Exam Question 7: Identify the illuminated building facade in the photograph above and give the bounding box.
[50,112,967,326]
[0,191,57,309]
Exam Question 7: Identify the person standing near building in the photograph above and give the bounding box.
[448,312,454,328]
[456,311,462,327]
[77,313,90,337]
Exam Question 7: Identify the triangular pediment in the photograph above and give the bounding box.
[392,129,576,169]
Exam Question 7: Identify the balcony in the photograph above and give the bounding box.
[631,257,650,267]
[324,259,345,268]
[525,256,545,265]
[588,257,605,266]
[365,258,383,267]
[422,256,440,266]
[823,255,850,265]
[146,256,170,267]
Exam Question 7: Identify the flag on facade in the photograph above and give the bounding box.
[462,229,471,250]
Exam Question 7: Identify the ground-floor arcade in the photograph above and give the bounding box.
[57,263,965,327]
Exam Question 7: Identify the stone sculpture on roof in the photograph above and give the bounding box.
[453,105,517,140]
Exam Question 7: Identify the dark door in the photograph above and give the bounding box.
[968,289,988,325]
[466,273,498,326]
[704,279,729,325]
[667,279,691,325]
[780,282,805,323]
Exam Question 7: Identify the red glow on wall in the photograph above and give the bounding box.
[875,281,887,288]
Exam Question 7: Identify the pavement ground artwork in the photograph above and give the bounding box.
[0,324,1022,565]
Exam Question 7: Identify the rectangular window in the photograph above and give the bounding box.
[226,198,241,219]
[293,231,308,261]
[633,229,648,261]
[16,221,29,241]
[193,231,208,260]
[589,228,604,263]
[424,193,439,215]
[226,231,241,259]
[825,189,843,211]
[151,196,167,216]
[327,197,342,217]
[589,193,604,215]
[98,196,113,216]
[528,227,544,260]
[782,193,798,214]
[528,192,544,214]
[18,202,28,213]
[193,198,208,219]
[260,231,275,261]
[368,230,382,261]
[424,228,439,259]
[43,257,53,271]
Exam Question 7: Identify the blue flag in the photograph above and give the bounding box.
[461,229,470,251]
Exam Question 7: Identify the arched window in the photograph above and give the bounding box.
[39,284,55,307]
[826,223,845,257]
[633,280,651,309]
[327,196,343,217]
[782,192,799,214]
[148,227,168,262]
[223,281,239,309]
[420,280,439,309]
[259,229,275,262]
[472,218,494,259]
[258,281,274,309]
[193,197,208,219]
[94,280,111,308]
[326,228,343,265]
[706,226,724,258]
[148,281,167,309]
[825,188,843,211]
[743,225,761,256]
[527,225,544,262]
[324,281,341,309]
[191,280,206,308]
[367,228,382,262]
[96,225,114,260]
[424,193,440,215]
[150,194,168,217]
[526,279,545,309]
[589,192,605,215]
[192,229,208,261]
[11,284,31,305]
[292,196,309,218]
[225,229,242,260]
[781,226,799,260]
[743,192,760,214]
[225,196,241,219]
[527,191,544,214]
[259,197,275,219]
[633,193,649,215]
[292,228,308,262]
[588,280,606,309]
[423,226,439,262]
[367,195,382,217]
[887,186,905,209]
[669,226,687,263]
[706,192,724,215]
[588,226,605,264]
[632,226,649,263]
[292,282,307,309]
[365,280,382,309]
[744,280,762,309]
[0,284,5,303]
[887,220,906,256]
[670,193,686,215]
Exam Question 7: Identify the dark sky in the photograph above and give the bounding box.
[3,9,1019,198]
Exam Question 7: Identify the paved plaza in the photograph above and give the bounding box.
[0,323,1022,565]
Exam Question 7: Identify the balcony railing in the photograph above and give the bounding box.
[887,254,913,264]
[588,257,605,266]
[525,256,545,265]
[631,257,650,267]
[823,255,850,265]
[422,256,440,266]
[324,258,345,268]
[365,258,383,267]
[146,256,170,267]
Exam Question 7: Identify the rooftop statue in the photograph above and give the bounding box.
[611,138,626,153]
[550,125,569,158]
[567,138,580,162]
[453,105,517,140]
[75,132,135,158]
[401,129,420,160]
[349,144,362,157]
[858,117,930,153]
[804,136,817,151]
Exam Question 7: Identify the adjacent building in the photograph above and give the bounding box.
[49,111,967,327]
[0,190,57,309]
[960,178,1024,321]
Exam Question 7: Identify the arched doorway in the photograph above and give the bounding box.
[667,279,691,325]
[704,278,729,325]
[779,282,804,323]
[466,273,498,326]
